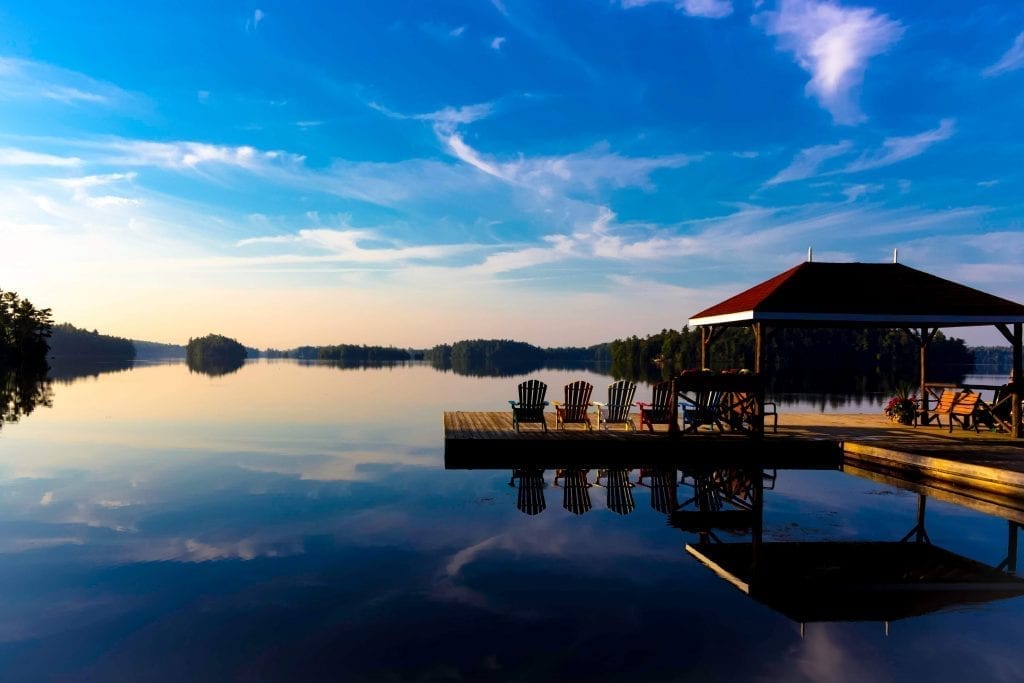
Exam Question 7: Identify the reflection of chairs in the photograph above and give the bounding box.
[509,380,548,432]
[635,468,678,514]
[637,380,675,432]
[554,380,593,430]
[595,468,636,515]
[594,380,637,431]
[509,468,546,515]
[554,469,593,515]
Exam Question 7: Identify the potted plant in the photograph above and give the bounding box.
[884,385,918,425]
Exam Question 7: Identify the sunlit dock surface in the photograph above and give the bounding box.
[442,411,842,468]
[444,410,1024,496]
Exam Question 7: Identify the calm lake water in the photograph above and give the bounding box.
[1,360,1022,681]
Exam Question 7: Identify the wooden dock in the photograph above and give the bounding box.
[443,411,1024,497]
[443,411,841,469]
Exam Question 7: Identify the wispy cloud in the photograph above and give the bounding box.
[490,36,506,50]
[756,0,903,125]
[370,101,495,136]
[237,227,476,264]
[621,0,734,19]
[983,31,1024,78]
[765,140,852,185]
[98,139,306,171]
[0,57,135,107]
[844,118,955,172]
[444,135,697,193]
[0,147,82,167]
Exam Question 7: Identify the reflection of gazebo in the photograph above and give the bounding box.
[682,466,1024,630]
[686,541,1024,624]
[689,260,1024,437]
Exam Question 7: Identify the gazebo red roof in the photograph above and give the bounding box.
[689,262,1024,328]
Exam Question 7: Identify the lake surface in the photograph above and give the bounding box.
[0,360,1022,681]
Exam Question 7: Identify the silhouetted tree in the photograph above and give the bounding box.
[0,290,53,370]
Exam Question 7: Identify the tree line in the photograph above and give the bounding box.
[608,326,973,389]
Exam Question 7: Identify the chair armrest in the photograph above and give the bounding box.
[592,401,606,408]
[552,400,563,407]
[509,400,517,407]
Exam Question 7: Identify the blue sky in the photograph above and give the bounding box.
[1,0,1023,347]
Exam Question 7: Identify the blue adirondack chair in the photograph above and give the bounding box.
[509,379,548,432]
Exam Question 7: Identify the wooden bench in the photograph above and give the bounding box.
[917,388,986,433]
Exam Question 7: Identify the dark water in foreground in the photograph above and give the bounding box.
[0,360,1021,681]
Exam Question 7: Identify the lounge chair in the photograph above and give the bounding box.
[509,379,548,432]
[637,380,675,431]
[593,380,637,431]
[681,388,725,432]
[553,380,594,430]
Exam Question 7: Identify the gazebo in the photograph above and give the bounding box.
[688,259,1024,438]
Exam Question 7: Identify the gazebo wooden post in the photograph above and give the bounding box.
[1014,323,1022,439]
[919,327,930,416]
[700,326,712,369]
[753,322,765,375]
[997,322,1023,439]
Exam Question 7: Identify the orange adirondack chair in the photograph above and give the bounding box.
[554,380,594,430]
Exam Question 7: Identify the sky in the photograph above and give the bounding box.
[1,0,1023,349]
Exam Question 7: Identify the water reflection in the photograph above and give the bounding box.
[493,462,1024,628]
[0,366,52,430]
[187,355,246,376]
[2,360,1023,680]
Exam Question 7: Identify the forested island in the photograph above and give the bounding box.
[186,334,248,376]
[425,339,611,376]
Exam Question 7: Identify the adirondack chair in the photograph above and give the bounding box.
[553,380,594,430]
[637,380,675,431]
[509,379,548,432]
[593,380,637,430]
[681,389,725,433]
